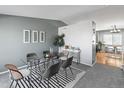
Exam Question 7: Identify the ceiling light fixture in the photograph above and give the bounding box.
[110,25,120,33]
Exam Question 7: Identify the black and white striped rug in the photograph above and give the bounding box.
[11,67,83,88]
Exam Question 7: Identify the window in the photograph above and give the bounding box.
[103,33,122,45]
[112,34,122,45]
[103,34,112,45]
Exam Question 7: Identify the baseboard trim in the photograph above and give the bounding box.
[0,65,27,75]
[92,61,96,66]
[0,70,9,75]
[78,60,96,67]
[80,62,93,67]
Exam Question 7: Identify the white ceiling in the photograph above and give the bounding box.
[0,5,108,24]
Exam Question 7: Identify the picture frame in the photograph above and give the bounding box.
[23,30,31,43]
[39,31,46,43]
[32,30,38,43]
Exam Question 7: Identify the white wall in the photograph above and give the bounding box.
[78,6,124,31]
[59,20,93,66]
[65,6,124,31]
[92,6,124,31]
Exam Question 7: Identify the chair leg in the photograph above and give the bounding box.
[38,62,42,79]
[38,61,41,72]
[16,80,21,88]
[64,69,68,79]
[15,80,18,88]
[46,61,50,69]
[55,74,60,87]
[69,67,73,75]
[44,62,45,69]
[52,59,54,65]
[34,63,37,73]
[15,80,21,88]
[15,83,17,88]
[9,80,14,88]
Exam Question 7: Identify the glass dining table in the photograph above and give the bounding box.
[26,56,60,80]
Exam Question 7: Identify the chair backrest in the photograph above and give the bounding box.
[26,53,39,68]
[62,56,73,69]
[43,62,61,79]
[27,53,38,62]
[62,50,69,57]
[5,64,23,80]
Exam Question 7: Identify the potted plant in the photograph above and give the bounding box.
[96,41,103,52]
[53,34,65,50]
[43,50,50,58]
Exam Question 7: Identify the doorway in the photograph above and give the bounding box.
[96,29,124,68]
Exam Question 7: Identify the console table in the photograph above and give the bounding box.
[63,48,81,64]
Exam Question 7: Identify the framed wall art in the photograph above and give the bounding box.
[32,30,38,43]
[23,30,31,43]
[39,31,46,43]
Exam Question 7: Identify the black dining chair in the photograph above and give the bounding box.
[61,56,73,78]
[27,53,46,68]
[59,50,69,61]
[27,53,38,68]
[42,62,61,88]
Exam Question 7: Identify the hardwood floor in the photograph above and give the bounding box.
[96,52,124,68]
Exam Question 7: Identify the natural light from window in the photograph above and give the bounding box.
[103,33,122,45]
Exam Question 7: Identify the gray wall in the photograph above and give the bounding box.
[0,14,66,72]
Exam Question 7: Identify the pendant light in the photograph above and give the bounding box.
[110,25,120,33]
